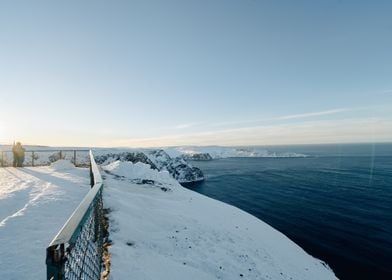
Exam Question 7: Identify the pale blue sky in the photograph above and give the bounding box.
[0,0,391,147]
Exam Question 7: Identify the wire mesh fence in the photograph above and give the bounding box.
[63,190,103,280]
[0,150,90,167]
[46,151,105,280]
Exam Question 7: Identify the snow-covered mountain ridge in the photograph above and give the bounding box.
[165,146,307,159]
[91,145,308,183]
[94,149,204,184]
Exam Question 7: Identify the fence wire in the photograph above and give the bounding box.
[0,150,90,167]
[63,193,103,280]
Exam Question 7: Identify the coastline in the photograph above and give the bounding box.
[102,160,337,280]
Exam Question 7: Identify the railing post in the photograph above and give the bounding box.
[90,160,94,187]
[1,151,3,167]
[73,150,77,166]
[46,244,65,280]
[32,151,35,167]
[59,150,63,160]
[93,198,99,242]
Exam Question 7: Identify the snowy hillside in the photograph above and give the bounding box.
[102,161,337,280]
[165,146,307,159]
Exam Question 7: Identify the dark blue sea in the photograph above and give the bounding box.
[189,143,392,280]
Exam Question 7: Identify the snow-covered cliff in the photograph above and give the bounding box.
[102,160,337,280]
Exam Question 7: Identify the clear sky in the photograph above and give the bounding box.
[0,0,391,147]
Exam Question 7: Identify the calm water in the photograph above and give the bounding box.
[189,144,392,280]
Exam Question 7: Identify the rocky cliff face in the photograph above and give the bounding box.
[95,150,204,184]
[146,150,204,184]
[165,157,205,183]
[181,153,213,161]
[145,149,172,170]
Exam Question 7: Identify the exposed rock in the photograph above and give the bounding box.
[181,153,213,161]
[146,149,172,170]
[165,157,204,184]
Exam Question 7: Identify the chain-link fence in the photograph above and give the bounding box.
[0,149,90,167]
[46,151,105,280]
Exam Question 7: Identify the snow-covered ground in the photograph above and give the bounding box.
[103,161,337,280]
[0,161,90,279]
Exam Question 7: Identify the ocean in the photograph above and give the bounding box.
[189,143,392,280]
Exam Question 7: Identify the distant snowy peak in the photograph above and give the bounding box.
[165,146,307,159]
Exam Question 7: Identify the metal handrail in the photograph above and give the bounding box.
[47,182,101,246]
[46,150,104,280]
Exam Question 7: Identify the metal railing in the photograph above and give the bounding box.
[46,150,105,280]
[0,149,90,167]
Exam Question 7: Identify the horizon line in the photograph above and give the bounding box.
[1,140,391,150]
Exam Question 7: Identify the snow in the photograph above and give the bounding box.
[0,162,90,279]
[165,146,307,159]
[145,149,172,170]
[104,161,174,184]
[50,159,77,170]
[103,161,337,280]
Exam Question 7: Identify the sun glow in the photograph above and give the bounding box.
[0,123,17,146]
[0,123,6,145]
